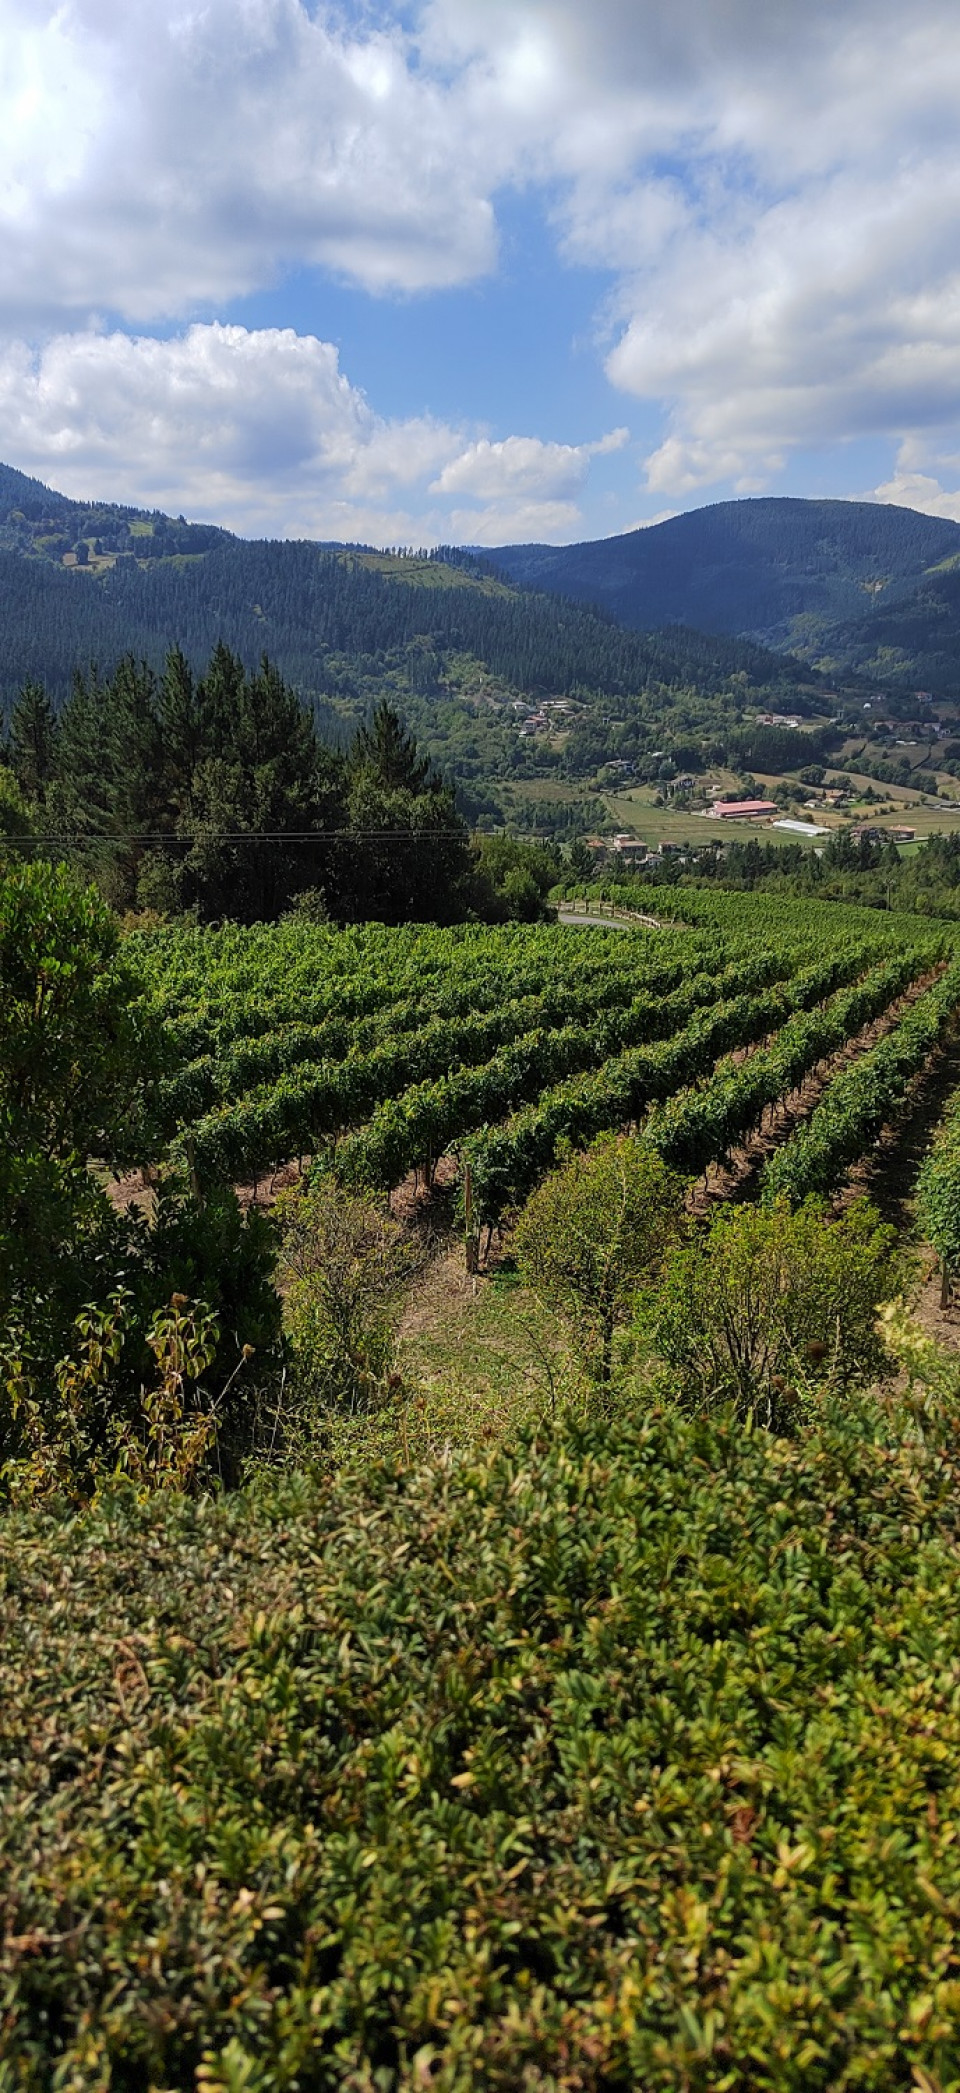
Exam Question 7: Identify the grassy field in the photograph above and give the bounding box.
[600,789,824,848]
[398,1250,577,1447]
[602,768,960,847]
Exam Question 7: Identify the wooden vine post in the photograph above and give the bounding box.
[463,1161,479,1273]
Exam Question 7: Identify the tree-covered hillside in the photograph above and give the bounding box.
[0,461,808,709]
[0,465,828,820]
[488,497,960,688]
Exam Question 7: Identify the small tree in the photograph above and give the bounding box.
[0,860,152,1336]
[567,837,595,882]
[644,1197,897,1431]
[512,1136,685,1388]
[278,1177,419,1422]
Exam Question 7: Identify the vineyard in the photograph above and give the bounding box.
[133,888,960,1242]
[13,873,960,2089]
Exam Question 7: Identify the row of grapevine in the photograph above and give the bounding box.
[146,921,697,1057]
[157,937,770,1127]
[135,901,945,1215]
[561,882,951,950]
[761,959,960,1206]
[162,934,708,1061]
[638,953,925,1177]
[179,945,818,1188]
[916,1087,960,1298]
[160,942,803,1148]
[451,946,890,1225]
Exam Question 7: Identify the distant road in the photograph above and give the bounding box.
[557,905,663,931]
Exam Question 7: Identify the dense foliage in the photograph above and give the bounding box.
[4,656,489,924]
[5,1387,960,2087]
[642,1199,896,1426]
[0,862,283,1459]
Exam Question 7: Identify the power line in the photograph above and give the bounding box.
[0,827,472,847]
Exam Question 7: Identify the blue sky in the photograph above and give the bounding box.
[2,1,960,546]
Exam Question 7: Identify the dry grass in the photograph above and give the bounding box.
[398,1243,581,1447]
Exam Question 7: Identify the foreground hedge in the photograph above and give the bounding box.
[2,1395,960,2089]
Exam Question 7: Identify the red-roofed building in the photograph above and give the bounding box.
[710,798,779,819]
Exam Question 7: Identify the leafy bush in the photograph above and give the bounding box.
[512,1134,685,1385]
[278,1177,419,1425]
[0,861,284,1466]
[2,1292,243,1505]
[0,858,155,1348]
[639,1198,898,1428]
[4,1386,960,2085]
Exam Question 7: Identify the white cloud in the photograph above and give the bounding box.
[0,322,609,543]
[868,471,960,523]
[0,0,500,321]
[431,429,627,503]
[5,2,960,524]
[423,0,960,502]
[0,323,461,534]
[863,441,960,523]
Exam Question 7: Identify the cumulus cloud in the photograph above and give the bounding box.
[863,442,960,523]
[431,429,627,503]
[0,322,610,542]
[0,0,500,321]
[423,0,960,501]
[5,1,960,523]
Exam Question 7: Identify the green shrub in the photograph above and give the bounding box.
[0,858,155,1348]
[5,1381,960,2087]
[2,1291,241,1506]
[512,1134,685,1385]
[639,1197,898,1429]
[0,862,284,1466]
[278,1177,419,1427]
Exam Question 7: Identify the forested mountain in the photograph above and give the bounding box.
[0,463,806,707]
[488,498,960,690]
[0,464,825,826]
[7,461,960,705]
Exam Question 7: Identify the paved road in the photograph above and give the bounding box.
[557,907,661,930]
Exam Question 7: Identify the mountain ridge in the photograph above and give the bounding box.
[3,461,958,693]
[485,497,960,688]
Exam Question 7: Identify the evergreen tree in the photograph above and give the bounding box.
[350,701,434,793]
[159,647,204,816]
[9,682,57,804]
[345,702,472,923]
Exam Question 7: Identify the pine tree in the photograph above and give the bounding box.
[160,647,203,812]
[9,682,57,804]
[350,701,434,793]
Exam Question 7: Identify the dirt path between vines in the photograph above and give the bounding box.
[678,971,960,1351]
[685,965,944,1217]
